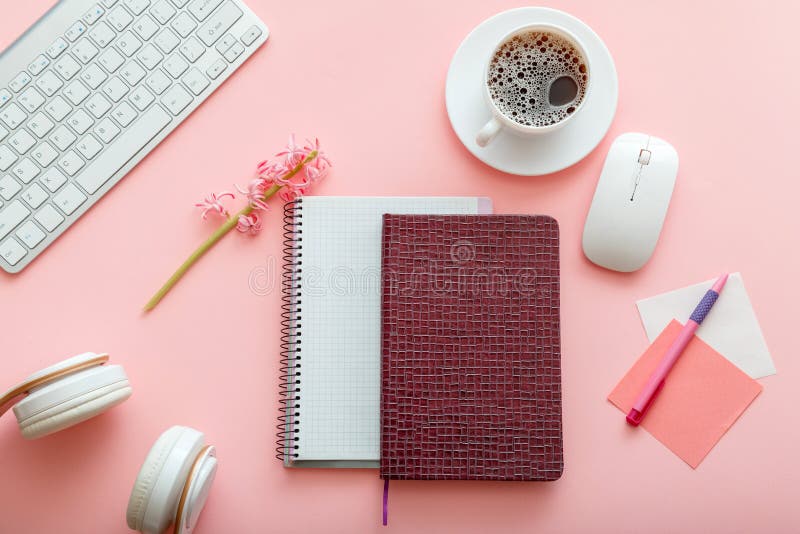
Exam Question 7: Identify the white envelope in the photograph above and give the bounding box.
[636,273,776,379]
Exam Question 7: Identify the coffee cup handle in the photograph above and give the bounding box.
[476,117,502,147]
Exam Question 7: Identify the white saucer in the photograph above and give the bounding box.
[445,7,618,176]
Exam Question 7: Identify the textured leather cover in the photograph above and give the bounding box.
[380,215,563,481]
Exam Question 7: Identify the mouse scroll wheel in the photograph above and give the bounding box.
[638,149,652,165]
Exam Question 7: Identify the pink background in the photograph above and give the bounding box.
[1,1,798,532]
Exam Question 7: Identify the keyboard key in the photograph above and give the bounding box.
[0,200,30,240]
[32,142,58,167]
[89,22,116,48]
[110,102,137,127]
[182,68,208,95]
[67,109,94,134]
[77,134,103,159]
[40,168,68,192]
[28,113,55,138]
[20,184,48,210]
[240,25,262,46]
[107,6,134,30]
[73,39,100,63]
[81,64,108,89]
[146,69,171,94]
[125,0,151,15]
[103,77,129,102]
[64,79,91,105]
[18,87,46,113]
[179,36,205,62]
[138,43,164,69]
[66,21,88,42]
[9,130,36,155]
[154,28,180,54]
[0,146,18,171]
[198,2,242,46]
[206,58,226,79]
[188,0,222,21]
[28,55,50,76]
[0,237,27,266]
[36,71,64,96]
[129,85,155,110]
[55,54,82,80]
[45,96,72,121]
[16,220,46,247]
[94,117,121,142]
[163,54,188,78]
[223,42,244,62]
[1,103,27,129]
[76,105,170,194]
[58,151,85,176]
[47,38,69,59]
[12,158,39,183]
[215,34,236,54]
[99,48,125,72]
[53,183,87,214]
[133,14,159,40]
[161,84,192,114]
[84,4,106,24]
[35,204,65,231]
[85,93,113,118]
[120,61,146,85]
[117,31,143,57]
[50,125,77,150]
[0,90,11,108]
[171,12,197,38]
[9,72,32,92]
[0,175,21,200]
[31,141,58,174]
[151,0,177,23]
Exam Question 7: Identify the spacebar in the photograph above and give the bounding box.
[76,106,172,195]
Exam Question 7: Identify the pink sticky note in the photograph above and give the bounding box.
[608,320,762,468]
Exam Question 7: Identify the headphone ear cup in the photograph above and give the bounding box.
[19,384,131,439]
[13,363,131,440]
[127,426,204,534]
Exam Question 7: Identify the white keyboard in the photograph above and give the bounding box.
[0,0,268,273]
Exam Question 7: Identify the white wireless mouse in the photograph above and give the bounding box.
[582,133,678,272]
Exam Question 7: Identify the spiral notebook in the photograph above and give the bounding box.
[277,196,492,467]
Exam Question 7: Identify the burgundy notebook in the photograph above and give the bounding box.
[380,214,563,481]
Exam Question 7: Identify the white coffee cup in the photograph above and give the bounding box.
[476,23,592,147]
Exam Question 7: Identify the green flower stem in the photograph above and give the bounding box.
[144,151,317,312]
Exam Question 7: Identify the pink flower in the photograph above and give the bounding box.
[279,183,306,202]
[257,160,289,185]
[302,138,331,184]
[236,178,271,211]
[275,134,306,167]
[195,191,234,219]
[236,213,262,235]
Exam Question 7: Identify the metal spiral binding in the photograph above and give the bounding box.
[276,198,303,462]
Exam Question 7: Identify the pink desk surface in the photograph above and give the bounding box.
[1,1,798,533]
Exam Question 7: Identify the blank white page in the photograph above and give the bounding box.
[295,197,488,460]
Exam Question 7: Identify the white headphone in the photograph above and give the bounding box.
[126,426,218,534]
[0,352,132,439]
[2,354,218,534]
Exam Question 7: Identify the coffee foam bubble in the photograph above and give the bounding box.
[487,31,588,128]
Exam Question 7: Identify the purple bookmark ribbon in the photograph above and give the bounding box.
[382,478,389,526]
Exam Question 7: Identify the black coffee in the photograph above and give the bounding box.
[487,30,588,127]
